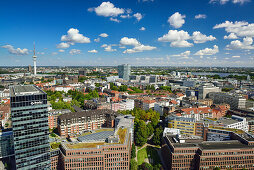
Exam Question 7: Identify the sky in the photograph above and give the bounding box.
[1,0,254,67]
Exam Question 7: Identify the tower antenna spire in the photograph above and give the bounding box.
[33,42,35,56]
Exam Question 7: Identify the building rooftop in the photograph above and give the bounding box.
[77,130,114,143]
[199,141,253,150]
[10,85,44,97]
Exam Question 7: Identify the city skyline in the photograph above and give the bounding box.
[1,0,254,67]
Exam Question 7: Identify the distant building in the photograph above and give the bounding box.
[208,92,246,109]
[28,65,32,73]
[118,64,131,81]
[10,85,51,169]
[78,70,86,76]
[198,85,221,99]
[111,99,134,112]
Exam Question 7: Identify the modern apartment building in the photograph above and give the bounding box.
[198,85,221,99]
[111,99,134,112]
[168,116,196,135]
[118,64,131,81]
[208,92,246,110]
[161,130,254,170]
[57,109,117,137]
[10,85,51,169]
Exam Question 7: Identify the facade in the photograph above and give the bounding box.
[208,92,246,110]
[168,116,196,135]
[118,64,131,81]
[57,109,117,137]
[198,85,221,99]
[0,129,14,158]
[161,132,254,170]
[111,99,134,112]
[10,85,51,169]
[48,109,71,129]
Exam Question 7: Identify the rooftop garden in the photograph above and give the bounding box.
[209,125,245,134]
[66,142,105,149]
[50,142,61,150]
[117,128,127,144]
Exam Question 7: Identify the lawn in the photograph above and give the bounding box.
[95,128,114,133]
[137,146,161,166]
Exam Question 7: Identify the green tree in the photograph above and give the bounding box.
[147,123,154,137]
[152,127,163,145]
[130,159,138,170]
[131,144,136,159]
[141,162,153,170]
[135,120,148,146]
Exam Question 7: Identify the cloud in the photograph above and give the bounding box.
[120,14,131,19]
[120,37,156,53]
[99,33,109,37]
[52,52,58,55]
[101,44,117,52]
[57,42,71,49]
[158,30,216,47]
[172,51,191,59]
[209,0,250,4]
[224,33,238,39]
[94,38,100,42]
[214,21,254,37]
[134,13,143,21]
[195,14,207,19]
[192,31,216,43]
[194,45,219,56]
[61,28,90,43]
[168,12,186,28]
[232,55,241,58]
[88,2,124,17]
[158,30,193,47]
[226,37,254,50]
[88,49,98,53]
[120,37,141,46]
[59,49,65,52]
[139,27,146,31]
[69,49,81,55]
[110,17,121,23]
[2,45,29,55]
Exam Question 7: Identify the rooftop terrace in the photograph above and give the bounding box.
[10,85,44,97]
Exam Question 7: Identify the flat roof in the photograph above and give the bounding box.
[77,130,114,143]
[10,85,44,97]
[199,141,253,150]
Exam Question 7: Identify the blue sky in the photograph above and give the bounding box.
[1,0,254,67]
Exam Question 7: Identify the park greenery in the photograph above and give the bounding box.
[46,89,99,111]
[119,108,160,146]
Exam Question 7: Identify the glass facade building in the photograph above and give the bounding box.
[10,85,51,170]
[118,64,131,81]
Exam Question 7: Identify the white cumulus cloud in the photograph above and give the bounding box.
[192,31,216,43]
[224,33,238,39]
[88,49,98,53]
[226,37,254,50]
[194,45,219,57]
[88,2,124,17]
[57,42,71,49]
[139,27,146,31]
[232,55,241,58]
[172,51,191,59]
[209,0,250,4]
[99,33,109,37]
[61,28,90,43]
[134,13,143,22]
[59,49,65,52]
[120,37,156,53]
[2,45,29,55]
[101,44,117,52]
[168,12,186,28]
[195,14,207,19]
[158,30,193,47]
[69,49,81,55]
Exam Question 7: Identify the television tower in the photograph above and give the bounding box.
[33,42,37,76]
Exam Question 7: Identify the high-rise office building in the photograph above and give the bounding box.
[118,64,131,81]
[10,85,51,169]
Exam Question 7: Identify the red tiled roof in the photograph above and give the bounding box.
[181,107,212,115]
